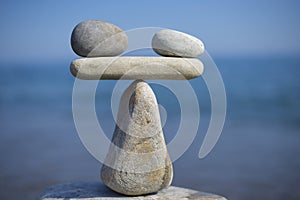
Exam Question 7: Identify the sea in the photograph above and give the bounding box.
[0,53,300,199]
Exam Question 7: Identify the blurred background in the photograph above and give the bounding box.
[1,0,300,199]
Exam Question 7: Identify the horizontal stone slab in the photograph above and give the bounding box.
[70,57,203,80]
[40,182,227,200]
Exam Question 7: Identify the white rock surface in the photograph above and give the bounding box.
[70,56,203,80]
[152,29,205,58]
[71,20,128,57]
[40,182,227,200]
[101,80,173,195]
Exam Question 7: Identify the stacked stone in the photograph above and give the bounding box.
[152,29,205,58]
[70,20,204,80]
[71,20,128,57]
[63,20,225,200]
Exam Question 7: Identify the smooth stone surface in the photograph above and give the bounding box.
[71,20,128,57]
[152,29,205,58]
[101,80,173,195]
[70,56,203,80]
[40,182,228,200]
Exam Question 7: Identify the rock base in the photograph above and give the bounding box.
[101,80,173,195]
[40,182,227,200]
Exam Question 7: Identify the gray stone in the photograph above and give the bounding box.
[40,182,228,200]
[71,20,128,57]
[152,29,205,58]
[70,56,203,80]
[101,80,173,195]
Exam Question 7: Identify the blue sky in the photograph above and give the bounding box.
[0,0,300,63]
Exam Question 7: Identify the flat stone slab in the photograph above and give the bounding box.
[70,57,203,80]
[40,182,227,200]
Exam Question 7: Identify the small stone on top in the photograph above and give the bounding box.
[152,29,205,58]
[71,20,128,57]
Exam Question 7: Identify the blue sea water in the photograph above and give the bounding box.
[0,55,300,199]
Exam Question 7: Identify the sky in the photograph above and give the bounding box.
[0,0,300,64]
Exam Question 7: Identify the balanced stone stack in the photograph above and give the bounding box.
[70,20,203,80]
[40,20,227,199]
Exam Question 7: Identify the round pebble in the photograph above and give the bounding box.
[152,29,204,58]
[71,20,128,57]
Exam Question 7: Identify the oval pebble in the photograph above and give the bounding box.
[152,29,204,58]
[71,20,128,57]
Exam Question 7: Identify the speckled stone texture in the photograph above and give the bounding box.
[40,182,227,200]
[152,29,205,58]
[70,56,203,80]
[71,20,128,57]
[101,80,172,195]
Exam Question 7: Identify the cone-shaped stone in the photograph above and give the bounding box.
[101,80,173,196]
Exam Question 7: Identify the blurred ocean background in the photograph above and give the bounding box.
[1,55,300,199]
[1,0,300,200]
